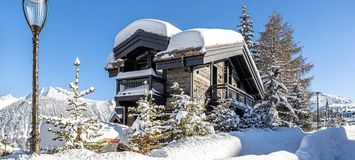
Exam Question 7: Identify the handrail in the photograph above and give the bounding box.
[117,74,166,94]
[207,83,255,107]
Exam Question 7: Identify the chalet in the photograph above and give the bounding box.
[105,19,264,125]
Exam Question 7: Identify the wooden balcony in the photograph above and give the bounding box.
[207,83,255,110]
[115,69,166,105]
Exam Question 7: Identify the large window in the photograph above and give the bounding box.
[136,54,148,70]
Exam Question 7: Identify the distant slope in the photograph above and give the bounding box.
[309,92,355,111]
[0,87,115,149]
[0,94,21,110]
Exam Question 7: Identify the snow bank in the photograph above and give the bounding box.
[296,126,355,160]
[40,121,128,152]
[226,151,298,160]
[230,127,305,155]
[150,133,241,160]
[114,19,181,48]
[163,28,244,53]
[10,149,158,160]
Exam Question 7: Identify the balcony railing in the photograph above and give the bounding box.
[116,69,165,98]
[207,83,255,108]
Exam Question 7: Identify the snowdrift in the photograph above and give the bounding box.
[230,127,305,155]
[150,133,241,160]
[296,126,355,160]
[4,126,355,160]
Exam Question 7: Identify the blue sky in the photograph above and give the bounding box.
[0,0,354,100]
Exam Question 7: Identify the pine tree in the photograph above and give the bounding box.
[238,4,260,63]
[255,13,313,127]
[288,83,314,130]
[207,100,240,132]
[238,4,254,49]
[42,57,107,153]
[165,82,214,140]
[255,65,298,127]
[127,87,165,154]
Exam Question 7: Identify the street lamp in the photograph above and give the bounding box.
[316,92,320,129]
[22,0,48,154]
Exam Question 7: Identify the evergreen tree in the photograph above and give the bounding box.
[254,65,297,127]
[127,87,165,154]
[238,4,254,49]
[42,57,107,153]
[165,82,214,140]
[256,13,313,127]
[207,100,240,132]
[238,4,260,63]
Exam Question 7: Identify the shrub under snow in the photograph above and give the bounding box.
[127,90,165,153]
[164,82,214,140]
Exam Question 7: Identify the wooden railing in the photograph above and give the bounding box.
[117,75,165,96]
[207,83,255,107]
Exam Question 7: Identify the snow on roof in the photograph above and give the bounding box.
[116,68,156,80]
[114,19,182,48]
[163,28,245,53]
[105,52,115,68]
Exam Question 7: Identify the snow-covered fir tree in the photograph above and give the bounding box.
[165,82,214,140]
[238,4,254,49]
[254,65,297,127]
[288,81,314,130]
[207,100,240,132]
[42,57,107,153]
[127,87,165,154]
[238,4,260,63]
[255,13,312,127]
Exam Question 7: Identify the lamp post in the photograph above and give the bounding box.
[22,0,48,154]
[316,92,320,129]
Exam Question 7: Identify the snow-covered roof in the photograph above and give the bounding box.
[105,52,115,68]
[116,68,156,80]
[162,28,245,54]
[114,19,182,48]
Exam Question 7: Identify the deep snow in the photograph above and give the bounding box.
[4,126,355,160]
[165,29,244,53]
[114,19,181,48]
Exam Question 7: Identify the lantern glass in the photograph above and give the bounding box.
[23,0,48,28]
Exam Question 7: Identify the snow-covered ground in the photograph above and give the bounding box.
[4,126,355,160]
[0,87,115,150]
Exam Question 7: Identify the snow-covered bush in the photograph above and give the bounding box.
[127,89,165,154]
[42,58,107,153]
[0,139,14,157]
[164,82,214,140]
[207,100,240,132]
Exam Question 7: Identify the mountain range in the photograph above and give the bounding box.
[0,87,115,149]
[309,92,355,112]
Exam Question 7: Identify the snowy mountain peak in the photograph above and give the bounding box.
[0,94,20,110]
[25,87,70,100]
[310,92,355,111]
[0,94,15,100]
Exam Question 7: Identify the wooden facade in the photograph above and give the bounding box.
[106,29,264,126]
